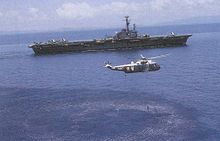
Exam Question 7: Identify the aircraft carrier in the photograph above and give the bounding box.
[29,16,192,55]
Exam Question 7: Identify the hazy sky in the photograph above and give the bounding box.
[0,0,220,32]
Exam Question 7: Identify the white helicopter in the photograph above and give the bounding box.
[105,54,169,73]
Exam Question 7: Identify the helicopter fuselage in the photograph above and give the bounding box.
[123,63,160,73]
[105,60,160,73]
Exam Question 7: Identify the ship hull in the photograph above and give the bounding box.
[30,34,192,55]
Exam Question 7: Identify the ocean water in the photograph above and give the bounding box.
[0,25,220,141]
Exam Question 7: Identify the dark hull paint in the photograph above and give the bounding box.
[30,34,192,55]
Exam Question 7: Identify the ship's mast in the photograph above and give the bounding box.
[125,16,130,33]
[133,24,136,31]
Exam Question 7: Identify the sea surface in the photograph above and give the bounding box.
[0,24,220,141]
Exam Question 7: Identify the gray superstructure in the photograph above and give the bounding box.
[29,16,192,55]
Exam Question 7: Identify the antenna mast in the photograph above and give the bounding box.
[125,16,130,32]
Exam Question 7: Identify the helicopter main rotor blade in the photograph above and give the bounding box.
[148,54,170,60]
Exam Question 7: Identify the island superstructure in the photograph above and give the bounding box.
[29,16,192,55]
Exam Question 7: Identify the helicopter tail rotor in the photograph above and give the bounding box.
[104,61,113,69]
[104,61,111,65]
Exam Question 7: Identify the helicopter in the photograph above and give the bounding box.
[104,54,169,73]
